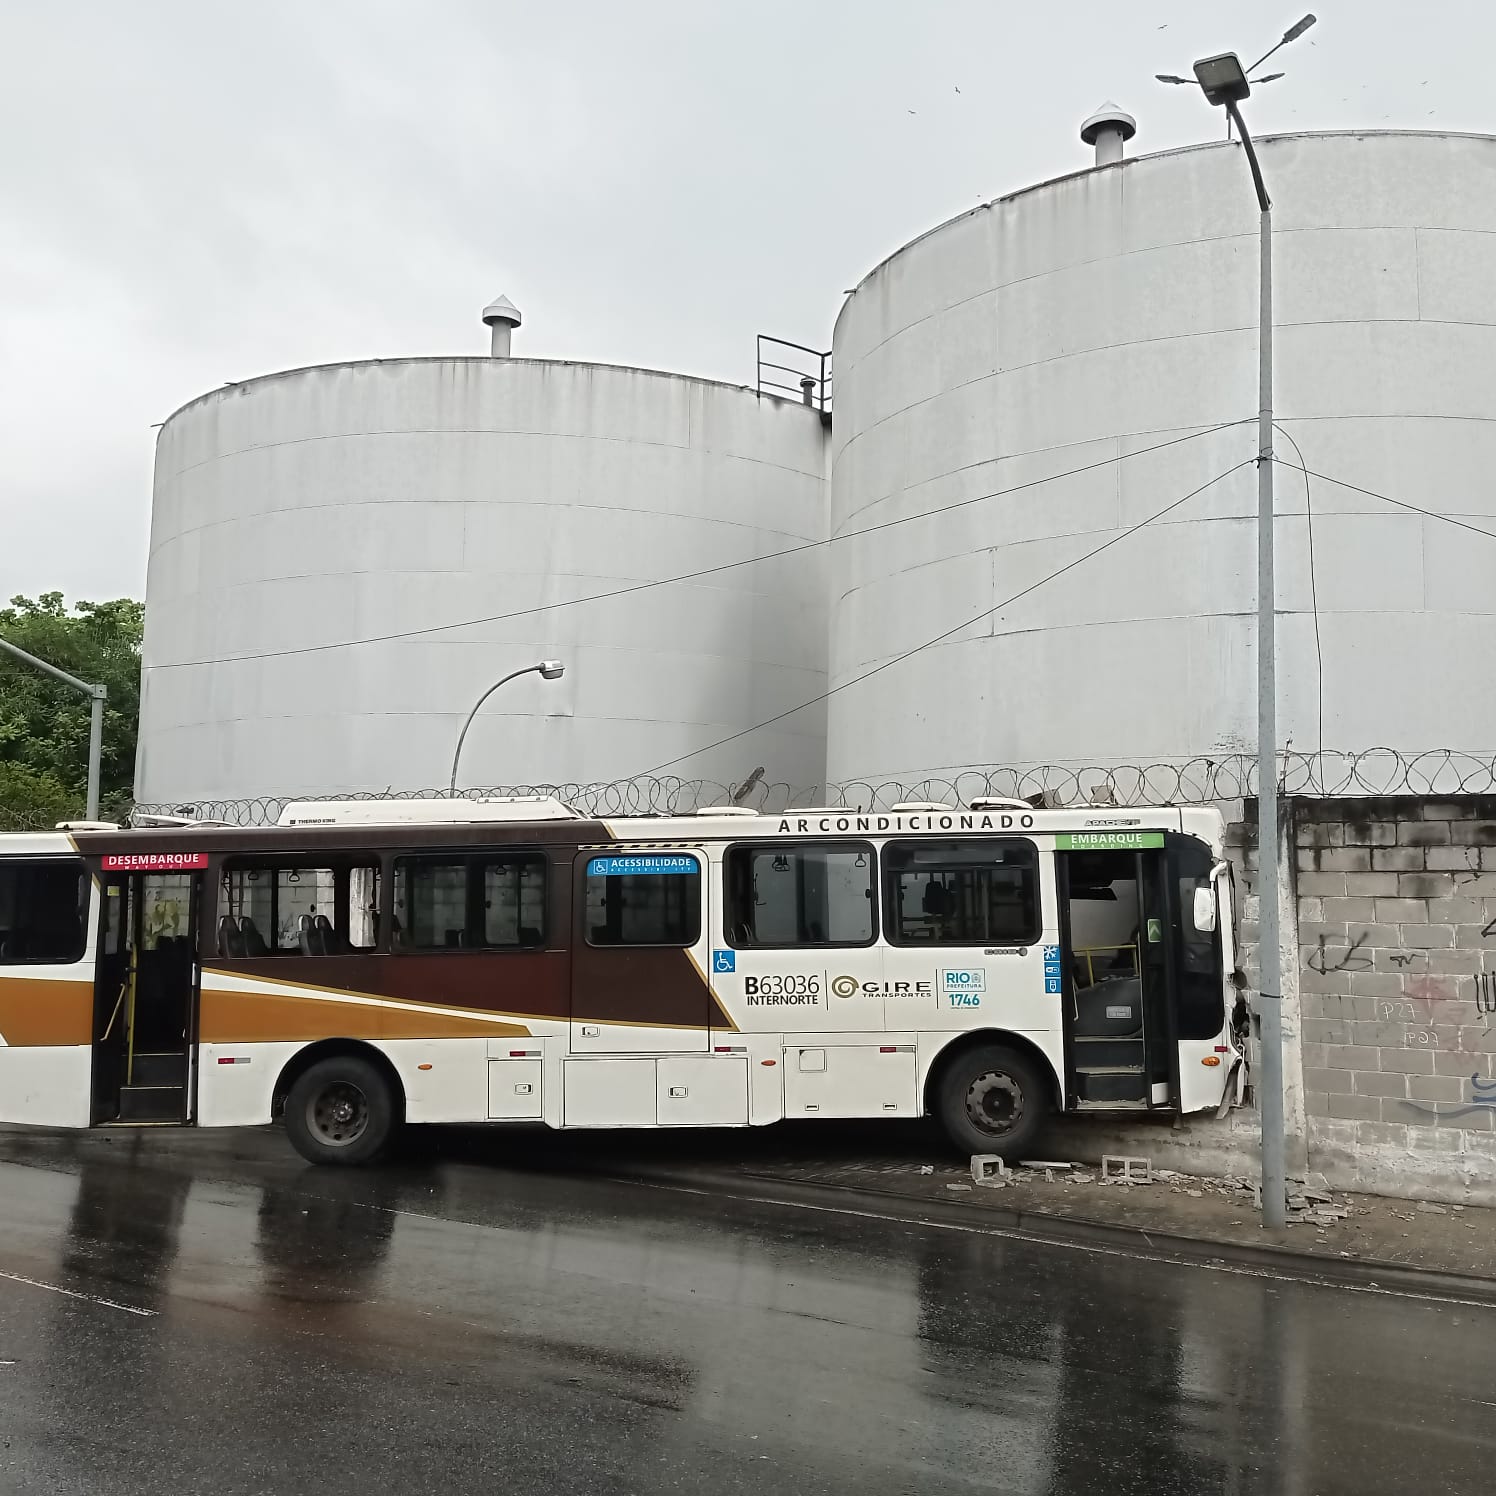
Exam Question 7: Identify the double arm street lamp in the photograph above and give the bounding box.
[449,660,565,797]
[1159,15,1315,1230]
[0,636,107,822]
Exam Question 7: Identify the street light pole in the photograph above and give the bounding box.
[1159,26,1316,1228]
[1225,98,1288,1231]
[0,636,109,822]
[448,660,565,797]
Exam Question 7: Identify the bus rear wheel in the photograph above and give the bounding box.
[285,1057,396,1166]
[935,1044,1049,1160]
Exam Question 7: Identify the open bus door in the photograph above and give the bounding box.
[1057,834,1175,1110]
[91,860,203,1125]
[1057,831,1229,1112]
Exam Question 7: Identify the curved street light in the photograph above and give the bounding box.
[1156,14,1316,1232]
[448,660,565,796]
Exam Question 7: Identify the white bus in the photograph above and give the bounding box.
[0,796,1244,1164]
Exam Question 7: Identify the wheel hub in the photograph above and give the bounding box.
[964,1070,1023,1137]
[309,1081,369,1146]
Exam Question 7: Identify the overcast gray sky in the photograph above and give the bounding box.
[2,0,1488,604]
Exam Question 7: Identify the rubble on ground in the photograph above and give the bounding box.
[949,1154,1356,1226]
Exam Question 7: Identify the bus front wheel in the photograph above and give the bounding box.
[935,1044,1049,1160]
[284,1056,397,1166]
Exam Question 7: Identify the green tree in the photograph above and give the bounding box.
[0,593,143,829]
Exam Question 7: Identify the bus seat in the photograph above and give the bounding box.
[313,913,351,955]
[218,917,246,957]
[922,882,951,916]
[239,916,269,956]
[297,914,317,955]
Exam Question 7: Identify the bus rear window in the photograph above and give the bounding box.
[0,859,87,964]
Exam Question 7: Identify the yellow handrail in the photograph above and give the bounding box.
[124,947,138,1084]
[1072,943,1139,987]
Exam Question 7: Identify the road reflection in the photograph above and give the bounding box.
[3,1130,1496,1496]
[254,1183,396,1305]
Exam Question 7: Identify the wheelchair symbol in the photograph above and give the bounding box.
[712,950,736,974]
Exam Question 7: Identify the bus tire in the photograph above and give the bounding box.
[284,1056,396,1166]
[935,1044,1049,1160]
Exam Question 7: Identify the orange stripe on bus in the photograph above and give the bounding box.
[0,975,94,1047]
[198,988,532,1044]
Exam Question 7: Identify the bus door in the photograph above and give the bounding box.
[1057,836,1174,1109]
[570,850,711,1053]
[92,862,203,1124]
[1165,832,1235,1113]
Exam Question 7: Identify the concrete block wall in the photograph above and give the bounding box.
[1293,798,1496,1202]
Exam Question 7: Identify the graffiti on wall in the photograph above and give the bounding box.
[1406,1073,1496,1120]
[1305,932,1372,975]
[1478,973,1496,1015]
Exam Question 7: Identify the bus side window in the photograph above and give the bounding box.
[219,860,380,956]
[584,859,700,947]
[0,858,87,964]
[883,839,1039,946]
[392,854,547,951]
[723,843,875,948]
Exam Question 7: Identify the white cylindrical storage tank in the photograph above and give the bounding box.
[828,131,1496,791]
[138,358,827,803]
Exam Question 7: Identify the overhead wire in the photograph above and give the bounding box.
[633,456,1258,777]
[1277,462,1496,544]
[1267,452,1496,794]
[144,419,1252,673]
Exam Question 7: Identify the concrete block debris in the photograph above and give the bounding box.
[1017,1160,1072,1170]
[970,1154,1009,1187]
[1101,1155,1152,1185]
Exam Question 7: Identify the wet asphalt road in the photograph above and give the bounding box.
[1,1127,1494,1496]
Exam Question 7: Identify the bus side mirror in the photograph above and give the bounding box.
[1192,885,1217,934]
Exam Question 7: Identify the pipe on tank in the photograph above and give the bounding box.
[1079,103,1137,167]
[481,295,522,357]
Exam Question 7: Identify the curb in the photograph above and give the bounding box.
[604,1161,1496,1306]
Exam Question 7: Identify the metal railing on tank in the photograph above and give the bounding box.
[756,335,831,413]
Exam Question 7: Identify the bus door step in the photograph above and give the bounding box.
[118,1084,187,1123]
[130,1051,187,1087]
[1073,1065,1148,1104]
